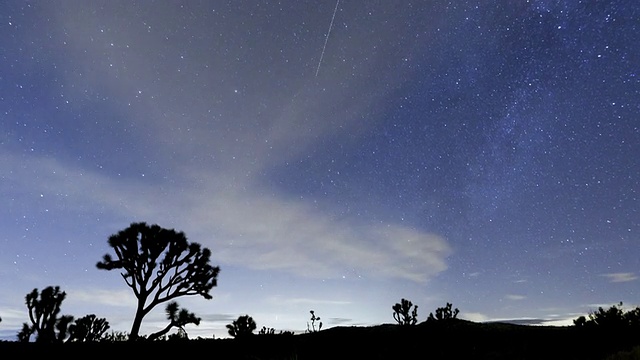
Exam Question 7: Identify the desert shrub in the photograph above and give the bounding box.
[574,302,640,329]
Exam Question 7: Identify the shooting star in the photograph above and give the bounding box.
[315,0,340,77]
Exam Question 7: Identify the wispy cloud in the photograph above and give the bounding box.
[199,313,238,324]
[3,152,452,284]
[460,312,576,327]
[328,317,354,325]
[266,296,352,306]
[495,318,547,326]
[0,307,27,328]
[191,192,451,282]
[159,179,452,282]
[505,294,526,301]
[601,273,637,283]
[68,288,135,307]
[461,312,489,322]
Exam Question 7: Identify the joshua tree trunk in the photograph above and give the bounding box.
[129,301,146,340]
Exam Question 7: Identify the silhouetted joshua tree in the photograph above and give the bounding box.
[427,302,459,322]
[147,301,200,341]
[18,286,73,343]
[96,222,220,341]
[259,326,276,335]
[167,327,189,341]
[307,310,322,332]
[393,298,418,325]
[227,315,256,338]
[17,324,32,342]
[103,331,129,342]
[258,327,294,336]
[68,314,110,342]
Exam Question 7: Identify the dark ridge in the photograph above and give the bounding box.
[2,319,639,360]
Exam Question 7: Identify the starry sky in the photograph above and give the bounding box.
[1,0,638,340]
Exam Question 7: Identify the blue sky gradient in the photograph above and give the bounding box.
[1,0,638,339]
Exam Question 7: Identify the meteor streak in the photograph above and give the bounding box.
[315,0,340,77]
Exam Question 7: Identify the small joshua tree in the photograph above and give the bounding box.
[147,301,200,341]
[392,298,418,325]
[307,310,322,332]
[259,326,276,335]
[17,323,33,342]
[226,315,256,338]
[68,314,110,342]
[19,286,73,343]
[427,302,459,322]
[103,331,129,342]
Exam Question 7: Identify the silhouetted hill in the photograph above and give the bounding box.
[291,319,639,360]
[2,319,639,359]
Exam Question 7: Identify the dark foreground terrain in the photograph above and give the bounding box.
[2,320,639,359]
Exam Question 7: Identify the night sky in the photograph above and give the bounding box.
[1,1,638,339]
